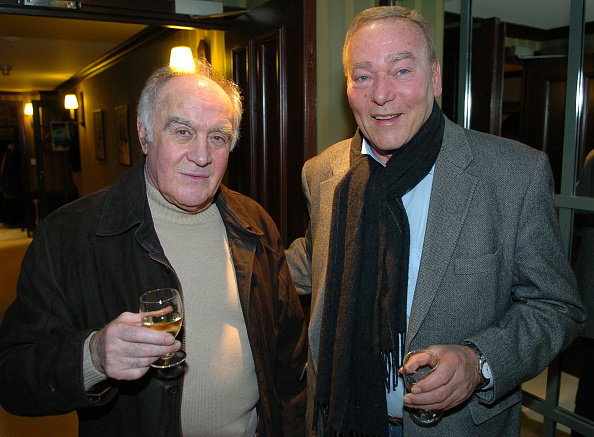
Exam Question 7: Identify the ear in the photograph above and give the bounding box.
[137,118,149,154]
[432,59,443,99]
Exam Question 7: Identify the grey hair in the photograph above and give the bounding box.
[137,58,242,150]
[342,6,437,77]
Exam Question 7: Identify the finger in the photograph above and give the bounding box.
[110,323,176,346]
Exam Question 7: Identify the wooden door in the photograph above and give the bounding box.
[31,100,80,221]
[225,0,316,247]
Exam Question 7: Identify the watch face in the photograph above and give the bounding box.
[482,361,492,379]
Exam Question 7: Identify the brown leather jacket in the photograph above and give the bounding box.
[0,157,307,436]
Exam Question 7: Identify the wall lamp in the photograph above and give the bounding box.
[24,102,33,116]
[170,46,196,73]
[64,92,85,127]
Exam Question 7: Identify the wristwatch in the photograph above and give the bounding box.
[465,342,492,390]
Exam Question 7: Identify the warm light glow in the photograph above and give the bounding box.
[170,46,196,73]
[64,94,79,110]
[24,103,33,116]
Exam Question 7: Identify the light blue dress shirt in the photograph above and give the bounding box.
[361,139,433,418]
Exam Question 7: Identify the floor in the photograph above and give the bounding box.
[0,223,27,241]
[0,224,582,436]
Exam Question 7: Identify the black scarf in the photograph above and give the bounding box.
[314,101,444,436]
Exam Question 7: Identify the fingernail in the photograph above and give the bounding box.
[411,387,421,394]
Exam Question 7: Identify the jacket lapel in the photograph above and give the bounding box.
[309,138,351,369]
[406,119,478,346]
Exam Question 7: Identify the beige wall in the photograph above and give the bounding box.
[315,0,444,154]
[67,28,225,197]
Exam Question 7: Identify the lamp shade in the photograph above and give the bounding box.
[170,46,196,73]
[64,94,79,110]
[24,103,33,116]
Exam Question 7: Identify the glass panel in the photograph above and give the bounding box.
[521,368,576,435]
[571,207,594,432]
[500,0,570,195]
[444,0,575,193]
[521,406,545,437]
[578,76,594,199]
[442,0,461,123]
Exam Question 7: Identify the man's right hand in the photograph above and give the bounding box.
[89,312,181,380]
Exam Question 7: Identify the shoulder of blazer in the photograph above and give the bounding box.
[303,136,353,182]
[440,116,545,172]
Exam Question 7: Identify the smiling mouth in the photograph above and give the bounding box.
[374,114,399,120]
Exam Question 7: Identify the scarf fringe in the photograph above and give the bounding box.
[381,334,407,392]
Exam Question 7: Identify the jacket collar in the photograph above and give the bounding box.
[214,185,264,241]
[95,156,262,246]
[96,156,149,237]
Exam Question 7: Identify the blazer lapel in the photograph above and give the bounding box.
[406,119,478,347]
[308,139,351,369]
[314,147,350,291]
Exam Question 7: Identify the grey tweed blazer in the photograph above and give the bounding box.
[286,116,585,436]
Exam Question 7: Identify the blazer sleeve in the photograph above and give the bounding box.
[469,152,586,403]
[286,162,314,296]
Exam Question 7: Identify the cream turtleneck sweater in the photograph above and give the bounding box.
[146,182,259,436]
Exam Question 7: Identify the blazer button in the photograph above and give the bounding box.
[168,385,179,395]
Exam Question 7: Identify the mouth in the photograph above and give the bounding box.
[373,114,400,120]
[181,172,209,180]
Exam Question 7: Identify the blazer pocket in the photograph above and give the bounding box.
[469,388,522,426]
[454,246,502,275]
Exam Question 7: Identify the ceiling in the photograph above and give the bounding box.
[0,14,147,93]
[0,1,592,94]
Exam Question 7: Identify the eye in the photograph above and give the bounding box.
[396,68,410,76]
[354,75,370,83]
[209,133,231,146]
[176,129,190,136]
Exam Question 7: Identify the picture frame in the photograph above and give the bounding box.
[93,109,105,160]
[50,121,72,152]
[114,104,131,166]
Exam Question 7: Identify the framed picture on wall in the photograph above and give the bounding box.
[93,109,105,160]
[50,121,72,152]
[115,104,131,166]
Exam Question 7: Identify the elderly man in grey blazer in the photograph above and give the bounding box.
[286,6,585,437]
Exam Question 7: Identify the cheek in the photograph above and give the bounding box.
[213,149,230,171]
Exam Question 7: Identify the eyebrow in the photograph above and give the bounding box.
[388,51,414,63]
[164,117,233,137]
[214,127,234,137]
[164,117,193,131]
[351,51,415,72]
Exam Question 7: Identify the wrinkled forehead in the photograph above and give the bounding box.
[160,75,225,101]
[156,75,232,115]
[345,18,431,70]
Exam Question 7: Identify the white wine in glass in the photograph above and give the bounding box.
[402,349,443,426]
[140,288,186,368]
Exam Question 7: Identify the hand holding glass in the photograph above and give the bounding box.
[139,288,186,368]
[402,349,443,426]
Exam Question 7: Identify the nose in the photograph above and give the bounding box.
[186,136,212,167]
[371,73,395,106]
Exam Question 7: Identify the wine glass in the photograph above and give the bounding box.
[139,288,186,368]
[402,349,443,426]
